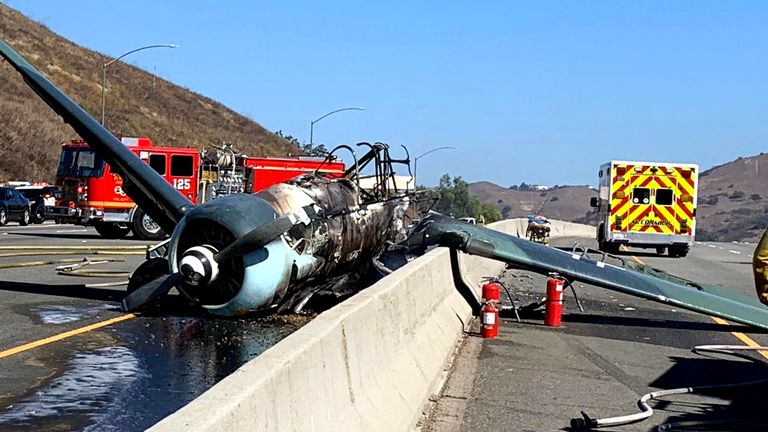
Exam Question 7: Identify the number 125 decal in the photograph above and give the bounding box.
[173,179,191,190]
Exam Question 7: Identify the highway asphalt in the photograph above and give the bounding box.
[0,222,304,432]
[426,237,768,432]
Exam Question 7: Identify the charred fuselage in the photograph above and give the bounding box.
[166,174,410,315]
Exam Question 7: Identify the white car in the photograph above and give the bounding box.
[16,185,56,224]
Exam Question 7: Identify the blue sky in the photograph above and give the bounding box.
[5,1,767,187]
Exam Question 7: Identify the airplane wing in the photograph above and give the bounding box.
[408,214,768,330]
[0,39,192,232]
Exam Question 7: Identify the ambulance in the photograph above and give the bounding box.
[590,161,698,257]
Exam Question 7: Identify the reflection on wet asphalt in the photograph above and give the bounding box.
[1,347,140,430]
[32,304,112,324]
[0,311,303,432]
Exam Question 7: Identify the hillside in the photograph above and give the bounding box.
[0,4,297,181]
[696,153,768,242]
[469,182,597,225]
[470,154,768,243]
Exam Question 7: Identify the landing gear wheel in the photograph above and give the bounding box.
[656,247,666,255]
[19,209,29,226]
[0,208,7,226]
[94,222,131,239]
[132,207,166,240]
[33,206,45,224]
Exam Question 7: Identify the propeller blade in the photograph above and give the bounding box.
[121,273,180,312]
[214,214,298,263]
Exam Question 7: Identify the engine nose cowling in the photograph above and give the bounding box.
[166,194,294,316]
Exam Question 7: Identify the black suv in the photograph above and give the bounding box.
[0,187,31,226]
[16,185,56,224]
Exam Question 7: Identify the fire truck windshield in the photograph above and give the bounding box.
[56,148,105,178]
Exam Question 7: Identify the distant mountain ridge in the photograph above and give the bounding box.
[468,182,596,225]
[470,153,768,242]
[0,4,298,181]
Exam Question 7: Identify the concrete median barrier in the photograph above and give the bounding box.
[148,219,592,432]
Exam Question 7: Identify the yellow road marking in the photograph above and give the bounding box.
[0,313,136,359]
[620,245,768,359]
[620,245,645,265]
[710,317,768,360]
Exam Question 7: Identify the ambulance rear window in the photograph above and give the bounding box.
[632,188,650,205]
[656,189,674,206]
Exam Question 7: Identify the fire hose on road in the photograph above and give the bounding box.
[0,244,148,285]
[571,345,768,431]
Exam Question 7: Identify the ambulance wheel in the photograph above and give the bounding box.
[656,247,666,255]
[597,225,607,251]
[669,246,688,258]
[94,222,131,239]
[132,207,166,240]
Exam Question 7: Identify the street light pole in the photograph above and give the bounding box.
[413,146,457,186]
[309,107,365,146]
[101,44,178,125]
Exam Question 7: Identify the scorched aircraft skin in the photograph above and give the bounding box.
[4,38,768,329]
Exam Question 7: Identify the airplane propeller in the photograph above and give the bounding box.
[121,206,316,312]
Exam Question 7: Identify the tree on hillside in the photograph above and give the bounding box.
[426,174,502,223]
[275,130,329,157]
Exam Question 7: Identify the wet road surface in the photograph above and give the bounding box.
[0,223,305,431]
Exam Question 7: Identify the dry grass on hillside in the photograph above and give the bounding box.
[0,4,297,182]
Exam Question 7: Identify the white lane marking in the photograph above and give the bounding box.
[0,223,64,231]
[719,247,724,250]
[708,245,716,248]
[729,250,741,254]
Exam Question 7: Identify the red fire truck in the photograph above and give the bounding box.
[51,137,345,240]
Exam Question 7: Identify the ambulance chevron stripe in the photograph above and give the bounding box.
[609,163,697,236]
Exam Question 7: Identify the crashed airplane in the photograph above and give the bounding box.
[3,38,768,329]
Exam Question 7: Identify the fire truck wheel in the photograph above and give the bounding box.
[94,222,131,239]
[132,207,167,240]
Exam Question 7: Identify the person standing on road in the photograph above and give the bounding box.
[753,230,768,306]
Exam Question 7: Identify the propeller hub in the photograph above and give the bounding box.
[179,246,219,287]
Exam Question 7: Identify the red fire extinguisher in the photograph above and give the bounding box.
[482,283,500,303]
[545,277,565,327]
[481,283,501,338]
